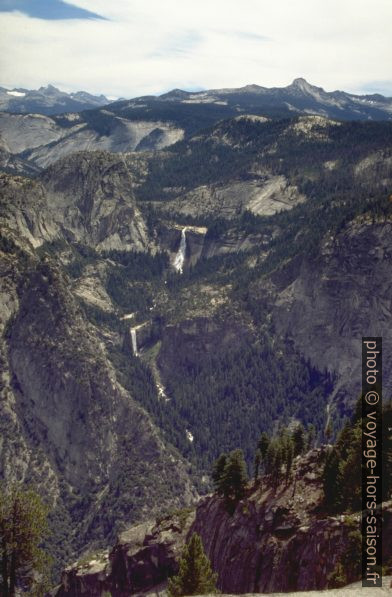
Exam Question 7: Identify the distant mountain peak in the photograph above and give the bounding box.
[159,89,191,100]
[289,78,322,92]
[239,84,265,92]
[292,77,309,86]
[39,84,60,92]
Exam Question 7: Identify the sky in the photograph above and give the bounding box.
[0,0,391,99]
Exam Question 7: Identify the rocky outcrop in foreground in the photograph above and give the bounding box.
[53,510,195,596]
[54,450,392,596]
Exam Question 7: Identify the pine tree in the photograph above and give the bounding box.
[254,450,261,484]
[264,442,276,476]
[219,449,248,504]
[0,484,51,596]
[306,424,316,450]
[322,447,342,512]
[273,444,284,491]
[325,421,333,442]
[211,453,227,494]
[257,432,270,464]
[293,424,305,456]
[284,438,294,485]
[339,424,362,511]
[167,533,218,596]
[322,411,374,514]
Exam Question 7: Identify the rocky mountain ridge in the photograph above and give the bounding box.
[0,84,113,115]
[1,78,392,176]
[157,77,392,121]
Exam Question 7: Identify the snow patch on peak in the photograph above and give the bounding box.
[7,90,26,97]
[234,114,269,123]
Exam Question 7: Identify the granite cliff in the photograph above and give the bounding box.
[0,168,197,570]
[53,449,392,595]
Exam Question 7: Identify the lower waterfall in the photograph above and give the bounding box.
[130,328,138,356]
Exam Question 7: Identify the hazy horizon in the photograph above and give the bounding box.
[0,0,391,99]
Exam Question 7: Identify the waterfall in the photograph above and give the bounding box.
[173,228,187,274]
[130,328,138,356]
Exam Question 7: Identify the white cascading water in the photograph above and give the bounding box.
[156,382,169,402]
[130,328,138,356]
[173,228,187,274]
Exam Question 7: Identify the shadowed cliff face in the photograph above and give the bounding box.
[267,217,392,413]
[190,449,347,593]
[54,449,392,595]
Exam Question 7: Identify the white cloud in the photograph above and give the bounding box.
[0,0,392,97]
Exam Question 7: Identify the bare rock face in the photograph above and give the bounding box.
[160,177,305,221]
[108,511,195,596]
[269,216,392,413]
[0,162,201,569]
[157,224,208,269]
[0,113,67,154]
[156,223,268,273]
[0,153,153,253]
[192,498,367,593]
[0,111,184,171]
[54,510,195,596]
[1,79,392,175]
[41,152,151,252]
[0,173,58,248]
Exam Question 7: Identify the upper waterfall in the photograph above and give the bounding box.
[173,227,187,274]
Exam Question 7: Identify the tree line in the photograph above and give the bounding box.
[211,422,313,509]
[0,485,51,596]
[323,400,392,513]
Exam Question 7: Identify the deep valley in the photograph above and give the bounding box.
[0,80,391,594]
